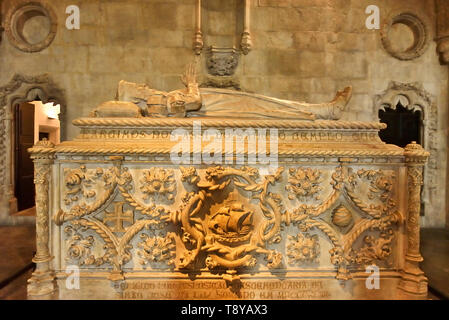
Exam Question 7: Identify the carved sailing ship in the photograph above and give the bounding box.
[27,65,429,300]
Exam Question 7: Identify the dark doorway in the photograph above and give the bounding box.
[14,102,36,212]
[378,103,422,147]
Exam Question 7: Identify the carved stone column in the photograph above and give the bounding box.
[240,0,252,55]
[4,109,18,213]
[193,0,203,55]
[27,139,57,297]
[435,0,449,64]
[398,142,429,298]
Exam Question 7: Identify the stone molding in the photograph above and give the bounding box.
[4,1,57,53]
[380,11,429,61]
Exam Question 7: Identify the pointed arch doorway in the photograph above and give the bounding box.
[0,74,65,224]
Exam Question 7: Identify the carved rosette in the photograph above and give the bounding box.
[398,142,429,297]
[27,139,57,296]
[287,233,320,265]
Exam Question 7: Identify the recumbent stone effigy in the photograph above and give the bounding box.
[27,66,429,300]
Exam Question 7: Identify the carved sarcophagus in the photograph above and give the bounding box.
[26,75,429,299]
[27,118,429,300]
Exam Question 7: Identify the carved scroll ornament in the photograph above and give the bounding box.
[54,160,403,284]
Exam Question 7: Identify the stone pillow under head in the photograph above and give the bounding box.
[90,101,143,118]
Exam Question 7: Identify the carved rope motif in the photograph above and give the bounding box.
[57,163,401,283]
[58,164,171,279]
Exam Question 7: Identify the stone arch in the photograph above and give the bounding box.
[374,81,438,215]
[0,74,65,223]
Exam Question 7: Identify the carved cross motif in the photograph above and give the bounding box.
[104,202,134,232]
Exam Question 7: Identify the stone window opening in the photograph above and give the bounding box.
[375,82,439,220]
[378,101,423,148]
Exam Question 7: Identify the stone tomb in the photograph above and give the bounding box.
[26,78,429,300]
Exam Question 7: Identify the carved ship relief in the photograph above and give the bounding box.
[27,66,429,299]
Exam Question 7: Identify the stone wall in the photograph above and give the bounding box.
[0,0,447,227]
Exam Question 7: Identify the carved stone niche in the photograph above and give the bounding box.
[193,0,252,56]
[374,82,438,215]
[381,11,429,61]
[0,74,65,224]
[4,1,57,53]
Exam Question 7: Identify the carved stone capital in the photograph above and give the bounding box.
[404,142,429,166]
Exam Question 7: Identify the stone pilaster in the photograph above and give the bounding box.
[398,142,429,298]
[27,139,57,297]
[435,0,449,64]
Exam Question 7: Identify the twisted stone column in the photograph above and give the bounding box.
[27,139,57,297]
[398,142,429,298]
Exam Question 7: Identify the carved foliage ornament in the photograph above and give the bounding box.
[58,162,401,282]
[287,233,320,265]
[286,167,322,200]
[286,166,400,280]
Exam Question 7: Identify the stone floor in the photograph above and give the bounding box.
[0,226,35,288]
[421,228,449,299]
[0,226,447,300]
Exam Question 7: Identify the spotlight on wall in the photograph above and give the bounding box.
[43,102,61,120]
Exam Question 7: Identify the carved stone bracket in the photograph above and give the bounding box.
[27,139,57,297]
[398,142,429,297]
[435,0,449,64]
